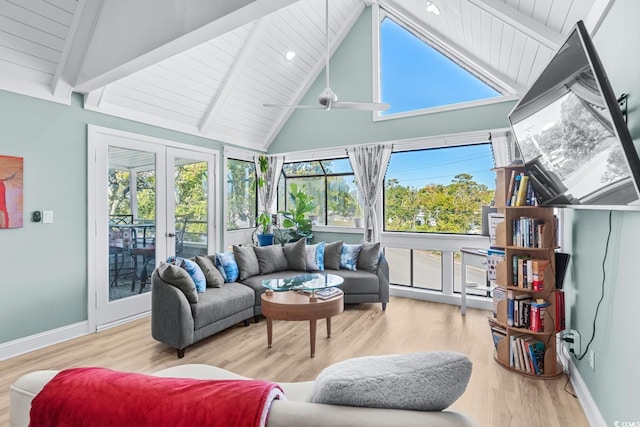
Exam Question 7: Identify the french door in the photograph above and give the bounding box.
[88,126,217,329]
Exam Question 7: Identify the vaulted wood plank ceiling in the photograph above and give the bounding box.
[0,0,603,151]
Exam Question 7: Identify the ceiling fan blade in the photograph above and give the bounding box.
[331,101,391,111]
[263,103,325,109]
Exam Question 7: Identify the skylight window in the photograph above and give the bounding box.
[379,17,502,115]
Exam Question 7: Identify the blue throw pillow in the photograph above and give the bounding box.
[167,256,206,293]
[215,251,239,283]
[305,242,325,271]
[340,243,362,271]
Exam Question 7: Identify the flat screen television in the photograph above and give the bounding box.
[508,20,640,209]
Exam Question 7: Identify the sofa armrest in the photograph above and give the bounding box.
[10,370,58,427]
[151,270,195,351]
[376,253,390,304]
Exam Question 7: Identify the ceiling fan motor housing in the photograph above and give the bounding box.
[318,87,338,106]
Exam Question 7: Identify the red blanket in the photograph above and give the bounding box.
[29,367,285,427]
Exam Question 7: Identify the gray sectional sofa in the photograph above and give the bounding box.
[151,240,389,357]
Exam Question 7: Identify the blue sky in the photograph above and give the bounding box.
[386,144,496,189]
[380,17,499,190]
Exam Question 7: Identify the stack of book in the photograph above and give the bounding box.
[506,171,537,206]
[509,335,546,375]
[298,287,342,300]
[512,217,546,248]
[511,256,550,290]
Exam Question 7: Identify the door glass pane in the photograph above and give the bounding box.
[175,158,209,258]
[108,147,156,301]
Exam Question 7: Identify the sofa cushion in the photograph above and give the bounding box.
[215,251,239,283]
[194,255,225,288]
[357,242,381,273]
[254,245,288,274]
[191,283,255,330]
[340,244,362,271]
[325,269,379,294]
[309,351,472,411]
[156,262,198,303]
[233,245,260,280]
[283,239,307,271]
[177,257,207,292]
[305,242,325,271]
[323,241,343,270]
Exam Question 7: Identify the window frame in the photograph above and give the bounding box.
[225,157,257,232]
[371,5,518,122]
[279,157,361,229]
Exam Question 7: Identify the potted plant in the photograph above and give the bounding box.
[279,183,316,243]
[256,155,274,246]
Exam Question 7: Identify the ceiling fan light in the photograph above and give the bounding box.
[284,50,296,61]
[426,1,440,15]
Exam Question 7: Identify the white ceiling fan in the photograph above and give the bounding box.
[263,0,390,112]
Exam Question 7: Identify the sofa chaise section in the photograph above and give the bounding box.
[151,270,254,358]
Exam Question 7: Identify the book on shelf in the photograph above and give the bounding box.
[492,287,506,319]
[513,294,531,328]
[530,301,550,332]
[555,290,566,332]
[297,287,341,299]
[488,318,506,349]
[507,290,515,326]
[509,173,523,206]
[505,170,517,206]
[515,175,529,206]
[488,213,504,246]
[528,339,546,375]
[486,249,505,281]
[532,259,550,291]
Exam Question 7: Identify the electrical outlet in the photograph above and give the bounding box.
[565,329,581,355]
[589,349,595,370]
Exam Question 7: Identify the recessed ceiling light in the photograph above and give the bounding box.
[284,50,296,61]
[426,1,440,15]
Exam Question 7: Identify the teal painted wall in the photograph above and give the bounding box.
[563,0,640,422]
[269,7,517,153]
[0,90,224,343]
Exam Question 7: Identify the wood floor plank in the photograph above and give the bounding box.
[0,296,587,426]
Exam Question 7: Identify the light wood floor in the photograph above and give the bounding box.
[0,296,587,426]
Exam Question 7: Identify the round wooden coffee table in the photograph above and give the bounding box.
[261,290,344,357]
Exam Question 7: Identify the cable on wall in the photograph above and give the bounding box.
[575,209,613,360]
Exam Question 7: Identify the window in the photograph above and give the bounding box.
[379,16,502,115]
[226,159,256,230]
[279,158,361,227]
[384,143,495,234]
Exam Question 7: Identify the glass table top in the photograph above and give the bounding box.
[261,273,344,292]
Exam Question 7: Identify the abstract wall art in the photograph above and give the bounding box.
[0,155,24,229]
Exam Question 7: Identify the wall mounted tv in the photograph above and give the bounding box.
[508,20,640,210]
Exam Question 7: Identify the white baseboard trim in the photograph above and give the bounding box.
[390,286,493,311]
[566,352,607,427]
[96,311,150,332]
[0,321,90,361]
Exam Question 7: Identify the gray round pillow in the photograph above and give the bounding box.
[309,351,472,411]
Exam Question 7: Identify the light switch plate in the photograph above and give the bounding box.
[43,210,53,223]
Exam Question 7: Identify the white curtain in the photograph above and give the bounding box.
[348,145,392,243]
[255,155,284,216]
[491,130,517,167]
